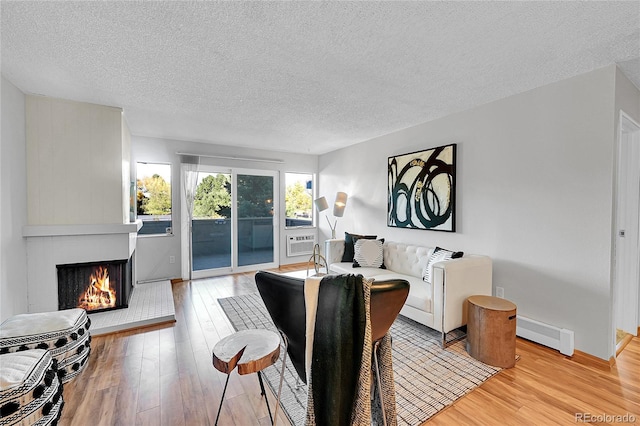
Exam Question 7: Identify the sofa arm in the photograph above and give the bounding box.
[431,255,493,333]
[324,239,346,267]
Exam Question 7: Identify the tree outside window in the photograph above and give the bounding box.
[285,173,313,227]
[137,163,172,235]
[238,175,274,218]
[193,173,231,218]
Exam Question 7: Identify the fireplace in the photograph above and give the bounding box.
[57,257,133,313]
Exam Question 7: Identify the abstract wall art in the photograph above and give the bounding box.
[388,143,456,232]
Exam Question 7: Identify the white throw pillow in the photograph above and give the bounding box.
[353,239,385,268]
[422,250,453,284]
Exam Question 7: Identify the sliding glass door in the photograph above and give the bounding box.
[191,171,232,271]
[186,167,278,279]
[236,173,275,267]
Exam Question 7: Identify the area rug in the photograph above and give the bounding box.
[218,293,500,425]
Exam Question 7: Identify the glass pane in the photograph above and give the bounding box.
[191,172,232,271]
[137,163,172,235]
[237,174,274,267]
[285,172,313,227]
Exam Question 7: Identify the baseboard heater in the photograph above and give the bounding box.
[286,234,315,257]
[516,315,574,356]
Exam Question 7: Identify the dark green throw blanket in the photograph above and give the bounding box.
[306,274,366,425]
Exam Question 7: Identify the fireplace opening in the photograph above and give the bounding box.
[57,257,133,313]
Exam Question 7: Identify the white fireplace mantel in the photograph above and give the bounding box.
[23,221,142,237]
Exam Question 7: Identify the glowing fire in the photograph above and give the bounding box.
[78,266,116,311]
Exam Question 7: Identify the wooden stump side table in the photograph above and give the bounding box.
[466,295,517,368]
[212,329,281,425]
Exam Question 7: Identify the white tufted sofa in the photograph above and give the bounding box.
[325,239,492,345]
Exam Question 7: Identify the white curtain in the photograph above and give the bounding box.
[181,155,200,280]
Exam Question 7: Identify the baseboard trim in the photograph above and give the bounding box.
[568,350,615,371]
[616,333,634,356]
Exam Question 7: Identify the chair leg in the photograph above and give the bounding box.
[272,334,289,426]
[372,340,387,426]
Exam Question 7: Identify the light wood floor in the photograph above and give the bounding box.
[60,267,640,425]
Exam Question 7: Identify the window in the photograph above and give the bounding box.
[285,172,313,228]
[136,162,172,235]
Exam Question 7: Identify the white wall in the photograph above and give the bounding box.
[1,76,28,321]
[132,136,318,282]
[319,66,621,359]
[25,96,128,226]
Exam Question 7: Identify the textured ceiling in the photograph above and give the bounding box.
[2,1,639,155]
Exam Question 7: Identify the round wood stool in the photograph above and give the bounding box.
[466,295,517,368]
[212,329,281,425]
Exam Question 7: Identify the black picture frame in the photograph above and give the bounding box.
[388,143,456,232]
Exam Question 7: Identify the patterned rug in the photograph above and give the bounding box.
[218,293,500,425]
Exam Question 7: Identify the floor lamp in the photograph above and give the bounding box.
[314,192,348,239]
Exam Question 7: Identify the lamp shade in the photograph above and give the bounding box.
[333,192,348,217]
[314,196,329,212]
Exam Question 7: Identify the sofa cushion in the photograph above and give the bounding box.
[330,262,396,279]
[382,242,433,278]
[327,265,432,314]
[353,238,385,268]
[341,232,377,262]
[369,272,431,313]
[402,275,433,313]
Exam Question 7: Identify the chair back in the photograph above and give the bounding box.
[255,271,409,383]
[255,271,308,382]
